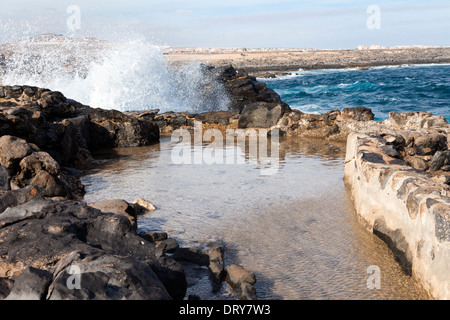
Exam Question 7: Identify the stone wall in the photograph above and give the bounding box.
[344,129,450,299]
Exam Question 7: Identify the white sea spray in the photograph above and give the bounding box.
[0,34,230,113]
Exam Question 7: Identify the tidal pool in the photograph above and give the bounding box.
[81,136,430,300]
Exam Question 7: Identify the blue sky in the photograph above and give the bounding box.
[1,0,449,48]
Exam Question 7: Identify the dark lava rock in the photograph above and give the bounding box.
[83,108,160,149]
[430,150,450,171]
[238,102,290,128]
[210,65,290,116]
[5,267,52,300]
[413,134,448,156]
[208,246,225,291]
[0,165,11,191]
[0,199,186,300]
[0,135,33,170]
[156,238,180,254]
[47,251,171,300]
[380,145,400,158]
[0,87,161,201]
[0,87,159,169]
[341,107,375,121]
[406,156,429,171]
[225,264,257,300]
[0,137,84,199]
[139,232,168,243]
[225,264,256,289]
[0,278,14,299]
[0,185,42,216]
[172,247,210,266]
[88,199,142,230]
[14,151,78,198]
[146,255,187,300]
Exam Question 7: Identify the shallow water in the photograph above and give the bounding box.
[81,136,430,300]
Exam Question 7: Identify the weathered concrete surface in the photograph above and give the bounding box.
[344,128,450,300]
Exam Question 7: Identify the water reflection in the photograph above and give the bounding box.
[81,136,429,300]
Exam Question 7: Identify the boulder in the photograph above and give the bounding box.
[146,255,187,300]
[0,136,33,169]
[413,134,448,156]
[0,199,186,299]
[406,156,429,171]
[208,246,225,282]
[430,151,450,171]
[172,247,210,266]
[0,166,11,191]
[19,151,60,176]
[225,264,257,300]
[156,238,179,254]
[0,186,42,215]
[341,107,374,121]
[12,151,79,198]
[0,278,14,299]
[132,198,157,213]
[208,246,225,291]
[210,65,288,114]
[84,108,160,149]
[88,199,139,230]
[225,264,256,289]
[5,267,52,300]
[238,102,290,128]
[139,232,168,243]
[240,282,258,300]
[47,252,171,300]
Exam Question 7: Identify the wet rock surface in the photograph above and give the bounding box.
[0,86,190,300]
[0,198,186,300]
[225,264,257,300]
[0,86,159,162]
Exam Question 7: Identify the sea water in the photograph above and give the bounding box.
[263,64,450,122]
[82,137,430,300]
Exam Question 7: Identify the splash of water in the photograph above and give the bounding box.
[0,34,230,113]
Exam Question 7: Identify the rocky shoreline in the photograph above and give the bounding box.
[0,63,449,300]
[132,66,450,299]
[0,67,273,300]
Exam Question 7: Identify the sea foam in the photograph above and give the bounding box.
[0,35,230,113]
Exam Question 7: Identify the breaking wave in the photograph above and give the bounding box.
[0,34,230,113]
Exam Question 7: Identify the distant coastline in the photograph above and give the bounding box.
[164,46,450,77]
[2,34,449,79]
